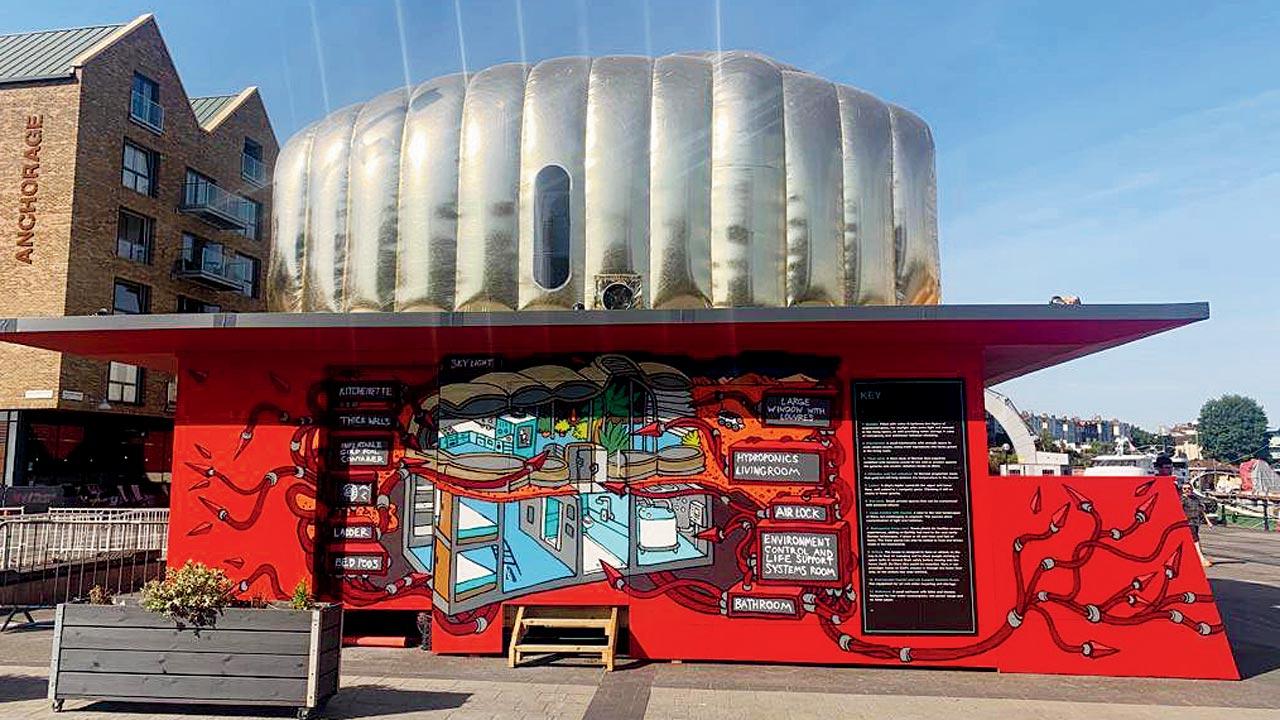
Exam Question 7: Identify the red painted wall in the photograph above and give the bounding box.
[165,328,1236,679]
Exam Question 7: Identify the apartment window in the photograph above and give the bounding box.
[177,296,220,313]
[129,73,163,131]
[242,138,265,185]
[533,165,571,290]
[113,279,150,314]
[180,233,223,273]
[121,141,158,196]
[240,198,261,240]
[230,253,260,298]
[183,168,214,207]
[107,361,143,405]
[115,210,153,264]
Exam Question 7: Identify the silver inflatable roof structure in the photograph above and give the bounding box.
[268,51,940,312]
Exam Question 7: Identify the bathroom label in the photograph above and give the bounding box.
[727,592,802,619]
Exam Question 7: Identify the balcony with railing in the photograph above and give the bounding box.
[129,91,164,132]
[180,178,248,230]
[241,152,267,186]
[173,244,248,292]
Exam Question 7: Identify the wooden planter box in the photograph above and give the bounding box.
[48,603,342,718]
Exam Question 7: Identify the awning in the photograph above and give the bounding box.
[0,303,1209,385]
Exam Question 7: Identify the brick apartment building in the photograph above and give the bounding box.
[0,14,277,504]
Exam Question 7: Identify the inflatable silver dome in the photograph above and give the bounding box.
[268,51,939,312]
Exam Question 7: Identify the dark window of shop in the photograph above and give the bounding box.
[231,252,260,297]
[115,209,153,264]
[113,279,150,314]
[121,141,158,196]
[242,138,265,185]
[129,72,163,132]
[107,361,144,405]
[533,165,571,290]
[240,198,262,240]
[18,411,173,501]
[176,296,220,313]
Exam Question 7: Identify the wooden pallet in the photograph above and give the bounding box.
[507,606,618,671]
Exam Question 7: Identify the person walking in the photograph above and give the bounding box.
[1164,454,1214,567]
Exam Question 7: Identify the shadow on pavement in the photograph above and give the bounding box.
[0,673,47,702]
[1212,577,1280,679]
[45,688,470,718]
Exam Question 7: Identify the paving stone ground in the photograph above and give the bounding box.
[1,527,1277,719]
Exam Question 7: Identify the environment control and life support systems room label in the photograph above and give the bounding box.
[758,530,842,583]
[852,379,977,635]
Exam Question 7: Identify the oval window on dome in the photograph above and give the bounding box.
[533,165,571,290]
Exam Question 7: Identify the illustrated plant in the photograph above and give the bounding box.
[140,560,235,627]
[599,420,631,454]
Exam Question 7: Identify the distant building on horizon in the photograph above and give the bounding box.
[1020,412,1135,452]
[0,14,276,500]
[1165,422,1202,461]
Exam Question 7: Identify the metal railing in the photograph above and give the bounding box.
[43,507,169,525]
[129,91,164,132]
[180,179,248,230]
[241,152,267,186]
[1,510,168,627]
[1211,493,1278,532]
[0,507,23,518]
[2,510,168,572]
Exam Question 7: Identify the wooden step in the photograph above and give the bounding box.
[508,606,619,672]
[521,618,612,629]
[514,643,607,653]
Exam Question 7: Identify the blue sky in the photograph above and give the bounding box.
[6,1,1278,430]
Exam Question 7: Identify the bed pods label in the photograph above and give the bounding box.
[852,379,977,635]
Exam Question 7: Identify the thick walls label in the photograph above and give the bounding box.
[853,379,977,635]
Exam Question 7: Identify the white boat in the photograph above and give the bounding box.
[1082,454,1155,476]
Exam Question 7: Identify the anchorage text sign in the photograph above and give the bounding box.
[853,379,977,635]
[14,115,42,264]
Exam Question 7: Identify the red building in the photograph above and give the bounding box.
[0,303,1238,679]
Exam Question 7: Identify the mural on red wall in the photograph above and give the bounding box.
[168,351,1236,678]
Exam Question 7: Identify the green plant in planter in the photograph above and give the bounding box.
[288,579,314,610]
[140,560,234,627]
[85,585,113,605]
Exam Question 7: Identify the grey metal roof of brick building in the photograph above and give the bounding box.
[0,22,124,84]
[189,94,238,128]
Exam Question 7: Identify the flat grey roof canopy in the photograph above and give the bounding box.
[0,303,1208,385]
